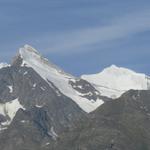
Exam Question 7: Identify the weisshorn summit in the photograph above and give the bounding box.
[0,45,150,150]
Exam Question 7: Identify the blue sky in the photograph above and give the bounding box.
[0,0,150,76]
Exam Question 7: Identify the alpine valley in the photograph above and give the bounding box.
[0,45,150,150]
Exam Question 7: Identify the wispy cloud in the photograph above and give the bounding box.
[1,6,150,59]
[38,9,150,54]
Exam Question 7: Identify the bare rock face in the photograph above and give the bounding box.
[52,90,150,150]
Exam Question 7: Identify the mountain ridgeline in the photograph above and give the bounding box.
[0,45,150,150]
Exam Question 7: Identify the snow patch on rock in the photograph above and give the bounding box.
[7,85,13,93]
[35,104,45,108]
[0,98,25,125]
[48,126,58,140]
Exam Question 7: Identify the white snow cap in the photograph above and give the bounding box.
[82,65,149,99]
[18,45,104,113]
[24,44,39,53]
[0,63,10,69]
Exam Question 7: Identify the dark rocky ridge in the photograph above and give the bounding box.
[52,90,150,150]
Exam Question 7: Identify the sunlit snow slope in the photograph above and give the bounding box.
[0,63,10,69]
[82,65,150,99]
[19,45,103,113]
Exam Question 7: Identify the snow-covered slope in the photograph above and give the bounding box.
[82,65,150,99]
[18,45,103,113]
[0,98,25,130]
[0,63,9,69]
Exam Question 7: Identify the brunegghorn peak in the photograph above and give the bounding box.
[5,45,103,113]
[20,44,39,54]
[18,44,69,75]
[12,44,42,67]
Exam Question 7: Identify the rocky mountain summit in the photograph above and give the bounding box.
[0,45,150,150]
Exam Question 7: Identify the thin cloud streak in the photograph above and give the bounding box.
[40,10,150,54]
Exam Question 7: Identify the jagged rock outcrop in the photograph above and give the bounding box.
[52,90,150,150]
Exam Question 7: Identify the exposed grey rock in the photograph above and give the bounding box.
[69,79,111,103]
[53,90,150,150]
[0,64,86,150]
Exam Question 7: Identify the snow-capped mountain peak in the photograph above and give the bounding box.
[19,45,72,77]
[16,45,104,113]
[82,65,150,99]
[23,44,39,53]
[19,45,50,67]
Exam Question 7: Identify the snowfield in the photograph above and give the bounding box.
[82,65,149,98]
